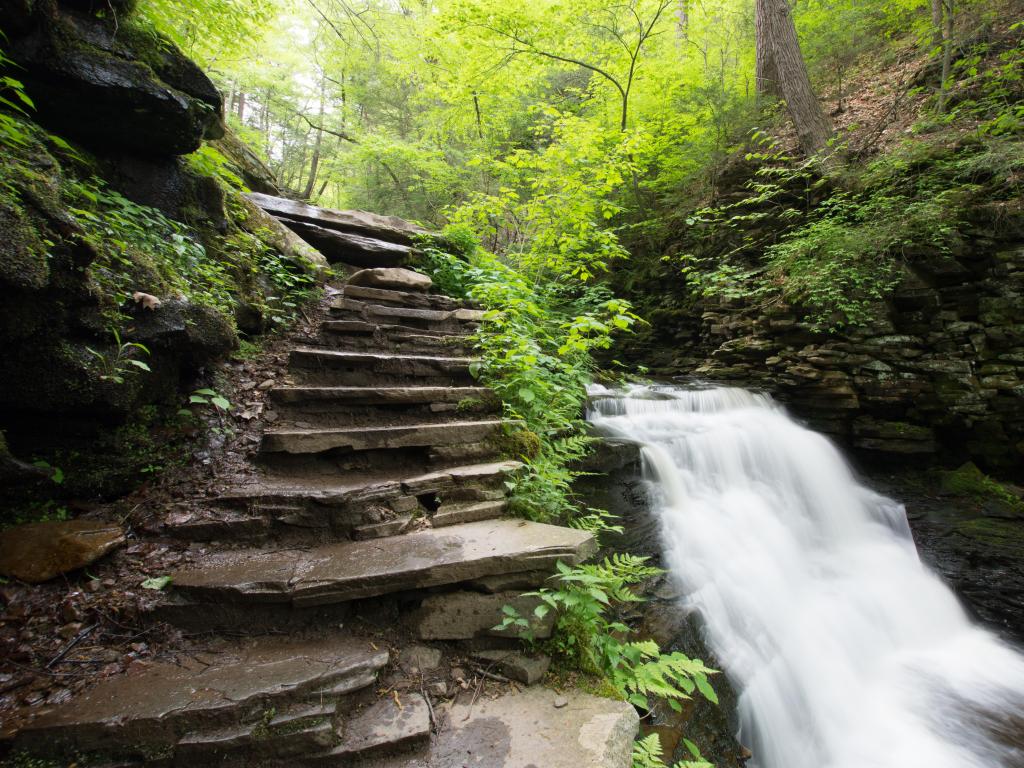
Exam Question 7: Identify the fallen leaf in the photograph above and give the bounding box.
[141,576,172,591]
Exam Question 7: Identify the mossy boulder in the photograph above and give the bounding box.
[6,1,223,156]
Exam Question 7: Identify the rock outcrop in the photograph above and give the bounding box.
[620,230,1024,474]
[248,192,427,265]
[0,1,327,506]
[5,1,223,156]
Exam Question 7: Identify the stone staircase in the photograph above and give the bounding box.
[4,198,636,767]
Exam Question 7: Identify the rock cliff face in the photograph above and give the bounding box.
[618,206,1024,475]
[5,0,223,155]
[0,0,324,506]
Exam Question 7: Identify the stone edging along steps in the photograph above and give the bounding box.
[4,195,638,767]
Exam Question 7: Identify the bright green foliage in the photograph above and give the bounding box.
[135,0,278,66]
[422,232,637,528]
[85,328,152,385]
[632,733,713,768]
[679,68,1023,331]
[67,177,235,323]
[0,41,35,149]
[185,146,248,191]
[497,556,719,714]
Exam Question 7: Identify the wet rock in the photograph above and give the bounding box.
[407,590,555,641]
[247,193,427,246]
[472,650,551,685]
[169,520,597,609]
[129,298,238,367]
[5,6,223,155]
[387,688,637,768]
[318,693,430,761]
[347,268,433,293]
[13,634,390,761]
[401,644,443,672]
[0,520,125,583]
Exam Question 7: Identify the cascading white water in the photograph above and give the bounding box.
[588,383,1024,768]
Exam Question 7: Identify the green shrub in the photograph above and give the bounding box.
[422,235,637,529]
[498,556,719,717]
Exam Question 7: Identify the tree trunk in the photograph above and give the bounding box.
[675,0,689,43]
[236,91,246,122]
[931,0,944,48]
[302,79,326,200]
[755,0,781,98]
[756,0,833,158]
[936,0,954,113]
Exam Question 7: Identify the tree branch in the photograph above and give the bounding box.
[295,111,359,143]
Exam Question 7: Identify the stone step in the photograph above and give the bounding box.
[167,519,597,609]
[305,694,430,764]
[288,348,476,386]
[165,461,522,543]
[432,499,508,528]
[320,318,468,339]
[341,283,459,311]
[329,298,484,333]
[315,324,473,356]
[10,634,389,764]
[270,385,493,408]
[174,709,335,761]
[260,418,507,455]
[378,688,639,768]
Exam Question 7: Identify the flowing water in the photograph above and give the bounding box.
[587,383,1024,768]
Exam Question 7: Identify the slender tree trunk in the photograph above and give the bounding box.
[302,79,326,200]
[931,0,944,47]
[756,0,833,158]
[675,0,689,43]
[936,0,954,113]
[236,91,246,122]
[473,92,483,140]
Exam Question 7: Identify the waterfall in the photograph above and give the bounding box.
[587,383,1024,768]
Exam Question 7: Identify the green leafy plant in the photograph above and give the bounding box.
[188,388,232,412]
[632,733,712,768]
[68,176,234,323]
[185,145,248,191]
[423,234,638,529]
[85,328,152,384]
[498,556,718,713]
[30,460,64,485]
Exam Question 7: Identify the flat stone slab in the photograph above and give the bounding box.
[12,634,388,757]
[311,694,430,762]
[431,500,507,528]
[270,386,492,407]
[348,268,433,293]
[283,220,413,266]
[0,520,125,583]
[407,591,554,640]
[217,461,522,508]
[342,285,457,311]
[383,687,638,768]
[248,192,426,245]
[289,348,475,375]
[261,419,506,454]
[472,650,551,685]
[170,519,597,607]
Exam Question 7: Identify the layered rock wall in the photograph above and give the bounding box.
[622,217,1024,474]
